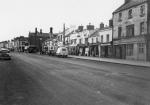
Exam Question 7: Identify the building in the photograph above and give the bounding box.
[28,28,50,52]
[69,31,79,55]
[13,36,28,52]
[77,24,95,56]
[113,0,150,61]
[88,29,100,57]
[0,41,8,48]
[42,31,58,54]
[99,22,113,58]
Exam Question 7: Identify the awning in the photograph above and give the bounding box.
[100,43,111,46]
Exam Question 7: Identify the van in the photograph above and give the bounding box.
[56,47,68,57]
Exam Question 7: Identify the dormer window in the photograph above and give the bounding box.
[128,9,133,19]
[118,12,122,22]
[140,5,145,17]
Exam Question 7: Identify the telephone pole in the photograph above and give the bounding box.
[63,23,65,46]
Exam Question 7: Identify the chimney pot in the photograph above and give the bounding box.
[100,22,104,29]
[50,27,53,34]
[40,29,42,34]
[35,27,38,33]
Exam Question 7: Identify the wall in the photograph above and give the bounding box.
[99,28,112,43]
[113,3,148,39]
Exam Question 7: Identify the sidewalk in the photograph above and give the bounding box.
[69,55,150,67]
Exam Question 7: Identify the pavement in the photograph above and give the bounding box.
[69,55,150,67]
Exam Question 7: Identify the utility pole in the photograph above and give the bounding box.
[63,23,65,46]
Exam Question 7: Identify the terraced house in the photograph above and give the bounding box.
[113,0,150,61]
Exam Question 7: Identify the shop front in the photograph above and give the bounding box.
[101,43,112,58]
[89,43,99,57]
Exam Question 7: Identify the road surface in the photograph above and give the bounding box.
[0,53,150,105]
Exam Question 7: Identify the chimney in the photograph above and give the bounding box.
[109,19,113,27]
[100,22,104,29]
[35,27,38,34]
[87,23,94,30]
[50,27,53,34]
[50,27,53,39]
[78,25,84,32]
[40,29,42,34]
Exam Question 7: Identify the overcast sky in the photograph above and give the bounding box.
[0,0,124,42]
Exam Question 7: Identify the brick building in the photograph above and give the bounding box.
[28,28,50,52]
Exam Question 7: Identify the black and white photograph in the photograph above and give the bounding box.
[0,0,150,105]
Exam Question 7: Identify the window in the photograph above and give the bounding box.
[96,37,98,43]
[101,35,103,43]
[140,22,144,34]
[138,43,144,54]
[79,39,82,44]
[126,24,134,37]
[118,12,122,21]
[118,27,122,39]
[85,38,88,44]
[140,5,145,17]
[74,39,77,44]
[22,42,25,45]
[128,9,133,19]
[107,34,109,42]
[92,38,94,43]
[126,44,133,56]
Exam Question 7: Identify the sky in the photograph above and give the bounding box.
[0,0,124,42]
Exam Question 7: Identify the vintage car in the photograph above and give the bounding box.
[0,52,11,60]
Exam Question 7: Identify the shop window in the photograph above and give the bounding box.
[138,43,144,54]
[140,22,144,34]
[140,5,145,17]
[126,44,133,56]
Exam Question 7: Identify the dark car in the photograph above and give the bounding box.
[0,52,11,60]
[28,45,38,53]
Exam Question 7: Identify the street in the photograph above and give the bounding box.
[0,53,150,105]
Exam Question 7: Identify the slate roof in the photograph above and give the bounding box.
[113,0,147,14]
[89,29,100,37]
[65,31,74,37]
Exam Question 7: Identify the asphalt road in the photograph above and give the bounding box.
[0,53,150,105]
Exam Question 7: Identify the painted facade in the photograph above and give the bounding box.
[99,27,113,57]
[113,0,150,61]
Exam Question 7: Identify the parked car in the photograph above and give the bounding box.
[56,47,68,58]
[0,48,10,53]
[28,45,38,53]
[0,52,11,60]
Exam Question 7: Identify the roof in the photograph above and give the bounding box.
[65,31,74,37]
[113,0,147,14]
[89,29,100,37]
[29,32,49,37]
